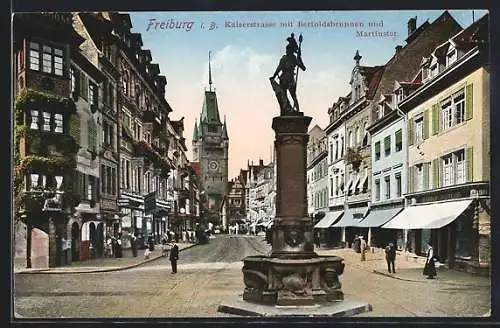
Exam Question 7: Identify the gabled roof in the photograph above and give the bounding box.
[452,13,489,48]
[371,10,462,117]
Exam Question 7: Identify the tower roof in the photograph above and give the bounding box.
[192,119,199,142]
[200,91,221,124]
[222,115,228,140]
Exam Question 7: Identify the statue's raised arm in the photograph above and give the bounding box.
[269,33,306,115]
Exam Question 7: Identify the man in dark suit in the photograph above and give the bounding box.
[385,242,397,274]
[169,242,179,274]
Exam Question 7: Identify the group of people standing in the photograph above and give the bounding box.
[352,235,438,279]
[105,234,123,258]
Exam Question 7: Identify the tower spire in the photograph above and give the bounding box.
[209,50,213,92]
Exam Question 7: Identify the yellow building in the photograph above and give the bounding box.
[383,14,489,275]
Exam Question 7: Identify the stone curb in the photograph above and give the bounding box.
[372,269,488,287]
[15,243,198,275]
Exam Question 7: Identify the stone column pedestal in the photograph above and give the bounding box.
[240,114,346,306]
[271,114,314,259]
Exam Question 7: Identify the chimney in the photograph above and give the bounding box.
[259,159,264,167]
[395,45,403,53]
[408,17,417,36]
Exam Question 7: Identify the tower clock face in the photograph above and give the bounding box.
[209,160,219,171]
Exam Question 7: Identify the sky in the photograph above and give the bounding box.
[129,10,488,179]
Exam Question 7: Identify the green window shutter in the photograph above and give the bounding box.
[466,147,474,182]
[69,115,81,145]
[375,141,380,156]
[408,118,414,146]
[466,84,473,120]
[407,166,414,193]
[432,104,439,135]
[432,158,440,189]
[423,109,429,139]
[423,163,429,190]
[88,119,96,150]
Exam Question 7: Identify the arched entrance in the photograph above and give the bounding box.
[89,222,96,259]
[71,222,80,261]
[96,223,104,258]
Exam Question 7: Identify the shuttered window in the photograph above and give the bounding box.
[465,84,473,120]
[408,118,414,145]
[395,129,402,152]
[69,115,81,145]
[88,119,97,151]
[466,147,474,182]
[423,109,429,139]
[432,104,439,135]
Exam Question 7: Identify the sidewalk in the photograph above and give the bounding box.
[316,247,490,286]
[15,242,197,274]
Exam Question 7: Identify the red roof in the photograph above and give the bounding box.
[190,162,200,176]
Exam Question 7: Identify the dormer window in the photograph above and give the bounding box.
[430,63,438,78]
[446,48,457,66]
[395,88,404,104]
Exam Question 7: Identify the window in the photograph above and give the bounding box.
[54,114,63,133]
[101,165,106,194]
[29,42,63,76]
[29,111,63,134]
[395,174,402,197]
[384,135,391,157]
[384,176,391,200]
[396,88,404,104]
[375,179,380,201]
[430,63,438,78]
[349,131,353,147]
[442,149,466,186]
[106,166,112,194]
[446,49,457,66]
[335,176,339,196]
[43,112,51,131]
[330,177,334,197]
[415,164,424,191]
[340,137,344,157]
[111,167,116,195]
[355,127,360,146]
[29,42,40,71]
[395,129,402,152]
[414,117,424,143]
[329,143,333,162]
[363,123,369,146]
[30,110,39,130]
[374,141,381,161]
[335,139,339,160]
[70,67,77,93]
[122,72,129,95]
[441,92,465,131]
[89,83,98,107]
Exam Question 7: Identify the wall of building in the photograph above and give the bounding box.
[371,117,406,204]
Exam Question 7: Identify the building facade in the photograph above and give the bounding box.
[383,14,490,274]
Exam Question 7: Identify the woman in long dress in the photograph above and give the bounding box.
[423,241,437,279]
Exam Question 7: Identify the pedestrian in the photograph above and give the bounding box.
[314,231,321,249]
[131,234,138,257]
[353,235,361,253]
[115,235,123,258]
[147,234,154,251]
[423,240,437,279]
[360,236,367,261]
[169,241,179,274]
[385,242,396,274]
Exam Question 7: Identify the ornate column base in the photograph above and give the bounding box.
[242,255,345,306]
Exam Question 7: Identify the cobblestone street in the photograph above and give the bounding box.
[14,235,490,318]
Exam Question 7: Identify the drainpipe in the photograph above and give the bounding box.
[395,106,409,259]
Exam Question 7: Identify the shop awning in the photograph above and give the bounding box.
[314,210,344,229]
[331,206,368,227]
[381,199,473,229]
[357,207,403,228]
